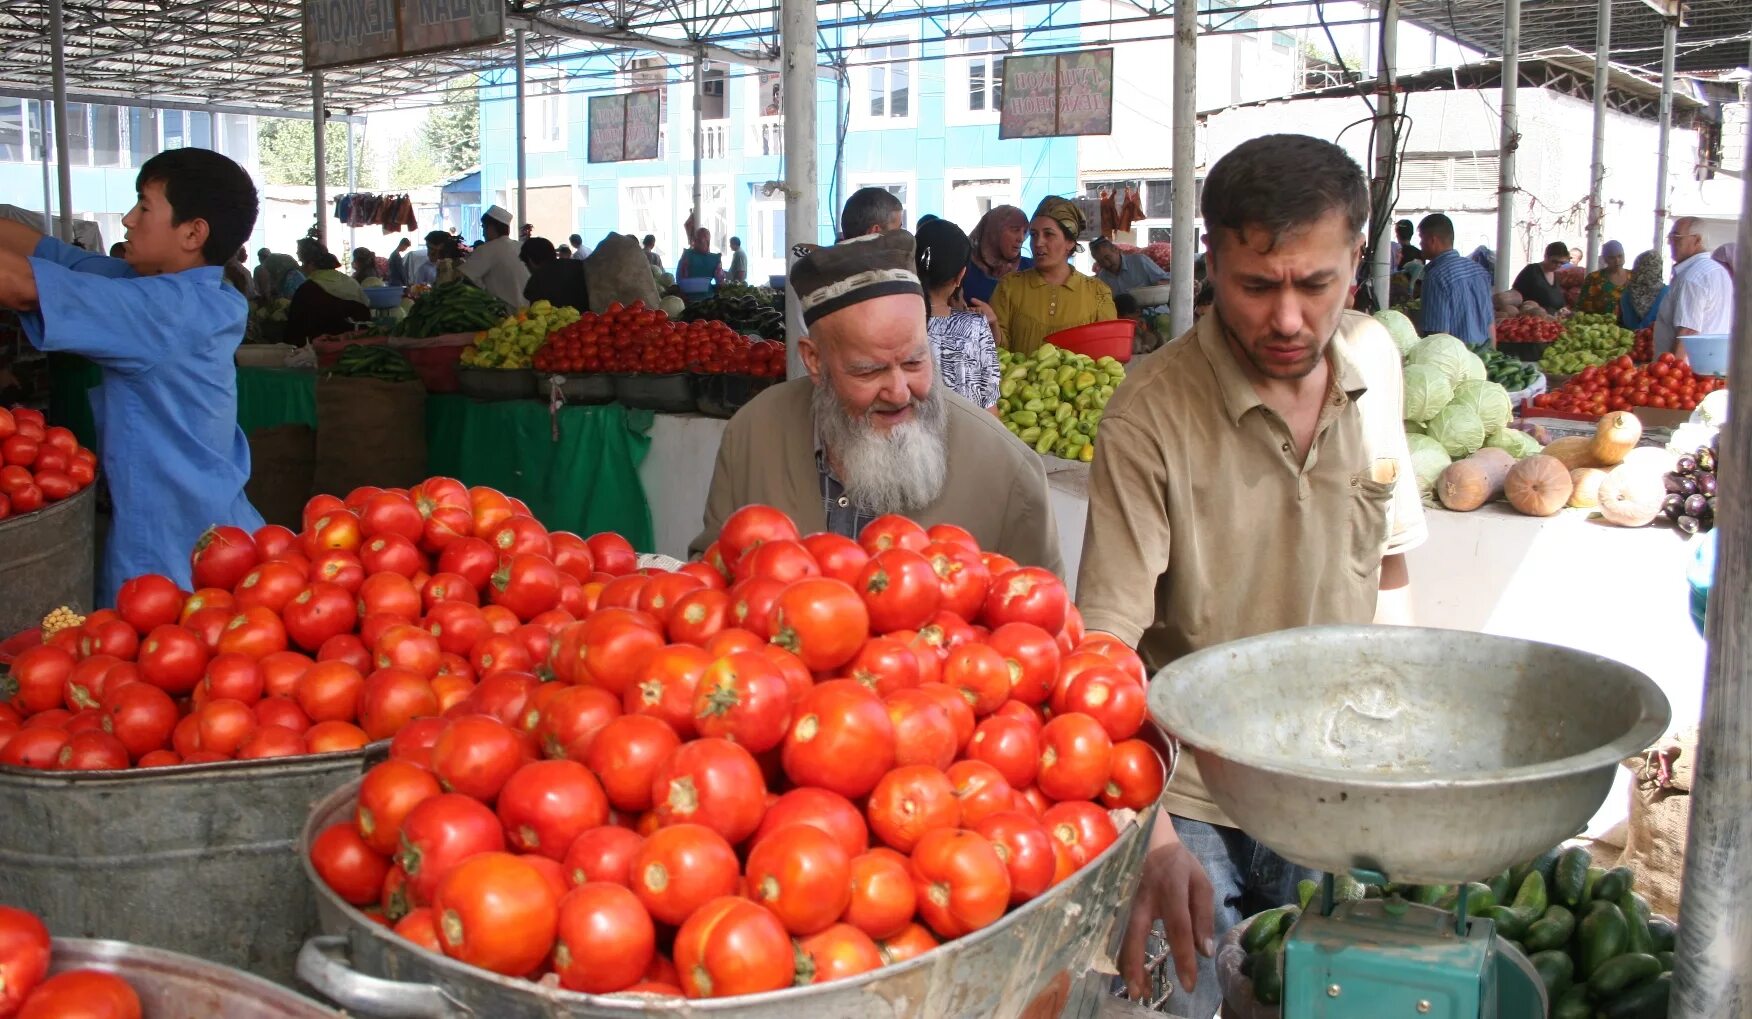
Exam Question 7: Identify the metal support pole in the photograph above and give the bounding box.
[1494,0,1519,292]
[1583,0,1610,269]
[345,120,357,253]
[691,53,704,250]
[1652,19,1676,256]
[515,29,528,236]
[1671,125,1752,1019]
[39,101,53,236]
[1169,0,1197,336]
[780,0,818,380]
[49,0,72,242]
[1369,0,1398,313]
[313,72,327,249]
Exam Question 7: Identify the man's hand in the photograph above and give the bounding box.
[1119,817,1214,999]
[0,250,39,312]
[0,219,44,259]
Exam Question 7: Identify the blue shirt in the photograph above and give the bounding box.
[1419,249,1495,346]
[961,256,1033,305]
[1094,252,1169,298]
[21,237,263,603]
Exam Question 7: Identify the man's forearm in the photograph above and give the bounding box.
[0,219,43,259]
[1374,553,1412,625]
[0,250,39,311]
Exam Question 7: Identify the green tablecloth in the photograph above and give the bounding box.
[47,359,657,551]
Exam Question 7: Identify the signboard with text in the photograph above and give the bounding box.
[588,90,663,163]
[999,49,1114,139]
[398,0,503,59]
[302,0,503,70]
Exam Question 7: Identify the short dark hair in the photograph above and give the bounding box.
[482,216,510,240]
[842,187,902,239]
[1089,237,1114,253]
[1545,241,1571,260]
[1201,135,1368,253]
[729,236,741,248]
[397,238,411,250]
[1417,213,1456,245]
[569,234,582,246]
[521,237,557,265]
[1113,293,1140,317]
[642,234,657,248]
[1395,219,1414,240]
[914,217,972,290]
[134,148,258,266]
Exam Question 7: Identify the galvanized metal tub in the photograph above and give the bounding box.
[50,937,343,1018]
[0,481,96,637]
[297,776,1153,1019]
[0,749,376,987]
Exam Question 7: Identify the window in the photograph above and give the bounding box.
[945,171,1019,231]
[859,42,912,124]
[965,35,1006,114]
[222,113,252,164]
[621,182,671,251]
[0,98,31,162]
[701,63,727,121]
[698,181,731,252]
[756,72,782,118]
[66,103,92,166]
[162,110,186,150]
[1144,179,1172,219]
[92,106,123,167]
[529,75,567,152]
[749,198,786,279]
[129,109,159,167]
[189,112,213,149]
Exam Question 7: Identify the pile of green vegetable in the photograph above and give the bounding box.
[391,282,508,339]
[1481,347,1542,393]
[1399,333,1541,498]
[328,344,417,382]
[1540,313,1635,375]
[1241,846,1676,1016]
[678,290,786,341]
[995,343,1125,462]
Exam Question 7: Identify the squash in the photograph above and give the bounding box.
[1588,412,1642,466]
[1437,448,1516,511]
[1598,463,1666,527]
[1620,445,1679,476]
[1504,455,1574,516]
[1568,467,1609,508]
[1542,436,1600,471]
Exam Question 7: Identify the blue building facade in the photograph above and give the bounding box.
[476,11,1082,281]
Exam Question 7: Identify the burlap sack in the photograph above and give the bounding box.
[583,232,662,314]
[314,376,427,498]
[1615,726,1696,920]
[245,424,315,529]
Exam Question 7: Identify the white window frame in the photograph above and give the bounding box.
[844,172,916,233]
[527,72,569,154]
[850,32,918,130]
[747,194,787,282]
[619,176,674,258]
[679,174,734,256]
[943,167,1020,231]
[946,21,1013,127]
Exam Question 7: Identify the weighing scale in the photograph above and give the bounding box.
[1147,625,1672,1019]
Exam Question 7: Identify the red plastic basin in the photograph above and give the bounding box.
[1044,319,1133,363]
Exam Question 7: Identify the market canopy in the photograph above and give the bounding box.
[1396,0,1750,77]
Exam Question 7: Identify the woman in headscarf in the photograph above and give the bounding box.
[988,197,1116,355]
[1618,250,1668,332]
[1578,240,1630,315]
[285,239,371,344]
[962,205,1032,305]
[1713,243,1738,280]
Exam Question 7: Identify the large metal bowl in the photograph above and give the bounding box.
[1147,625,1670,885]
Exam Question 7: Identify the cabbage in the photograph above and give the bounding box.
[1485,427,1542,459]
[1405,419,1426,434]
[1459,350,1487,383]
[1402,364,1454,424]
[1426,403,1485,458]
[1374,309,1421,358]
[1407,334,1473,387]
[1450,380,1512,435]
[1406,432,1451,498]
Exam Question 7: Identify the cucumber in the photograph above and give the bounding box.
[1588,953,1664,999]
[1486,869,1513,905]
[1241,907,1296,953]
[1252,945,1283,1005]
[1409,883,1448,906]
[1525,845,1565,889]
[1619,891,1655,955]
[1463,882,1497,916]
[1595,866,1635,903]
[1647,915,1677,953]
[1332,873,1367,903]
[1583,866,1605,903]
[1296,879,1319,911]
[1523,905,1577,952]
[1597,973,1671,1019]
[1239,951,1256,977]
[1579,901,1630,978]
[1529,949,1575,997]
[1551,984,1593,1019]
[1485,905,1530,940]
[1510,871,1549,919]
[1657,950,1674,971]
[1553,847,1591,907]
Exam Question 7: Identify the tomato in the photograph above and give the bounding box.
[0,904,51,1015]
[232,561,307,616]
[389,716,447,765]
[690,652,790,752]
[432,852,559,976]
[303,509,364,558]
[360,491,425,543]
[54,730,130,770]
[551,609,664,695]
[213,606,287,660]
[789,536,861,588]
[858,514,929,555]
[431,715,528,803]
[392,906,441,951]
[649,736,767,843]
[349,759,440,857]
[356,667,437,740]
[467,486,517,538]
[303,494,347,532]
[1061,665,1147,740]
[547,532,596,582]
[716,505,802,569]
[254,698,309,739]
[15,970,141,1019]
[1036,712,1114,802]
[635,572,707,625]
[795,922,884,985]
[735,539,820,586]
[982,567,1068,634]
[6,645,76,715]
[294,660,364,723]
[0,727,68,768]
[579,715,678,814]
[656,589,724,648]
[942,642,1011,716]
[880,687,957,771]
[115,574,184,634]
[585,532,639,576]
[317,633,372,673]
[783,680,896,798]
[126,624,204,697]
[8,485,41,515]
[971,810,1056,904]
[78,619,138,662]
[490,759,608,862]
[673,895,795,998]
[597,574,649,612]
[275,582,356,653]
[770,579,869,672]
[946,759,1017,826]
[925,522,981,552]
[410,477,469,521]
[629,823,740,926]
[563,824,643,888]
[553,882,656,993]
[359,534,424,579]
[358,572,422,620]
[1102,739,1167,810]
[1076,634,1147,685]
[194,697,258,756]
[742,823,851,936]
[917,682,975,752]
[842,637,916,698]
[0,436,37,468]
[533,685,621,762]
[909,827,1010,937]
[421,505,475,553]
[310,550,366,593]
[310,821,392,905]
[100,681,177,761]
[987,622,1061,706]
[876,921,939,965]
[967,715,1041,790]
[437,536,498,589]
[397,793,508,904]
[371,622,440,679]
[868,764,962,854]
[856,548,941,634]
[1042,800,1119,866]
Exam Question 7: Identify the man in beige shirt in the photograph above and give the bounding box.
[1077,134,1425,1017]
[692,229,1062,573]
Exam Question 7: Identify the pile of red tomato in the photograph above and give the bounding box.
[1530,352,1724,416]
[0,905,142,1018]
[0,478,640,770]
[532,301,785,378]
[1631,327,1654,363]
[0,406,98,523]
[1496,316,1563,343]
[305,504,1163,1000]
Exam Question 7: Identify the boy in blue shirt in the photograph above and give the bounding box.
[0,148,264,603]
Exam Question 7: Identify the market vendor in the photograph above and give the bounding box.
[460,206,530,310]
[691,229,1062,572]
[284,240,370,345]
[1090,238,1169,300]
[677,228,725,290]
[989,197,1117,355]
[1076,134,1424,1019]
[0,147,263,602]
[961,204,1031,305]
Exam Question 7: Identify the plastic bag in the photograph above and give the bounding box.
[1216,915,1284,1019]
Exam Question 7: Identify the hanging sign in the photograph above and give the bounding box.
[303,0,401,71]
[999,49,1114,139]
[588,89,663,163]
[398,0,504,59]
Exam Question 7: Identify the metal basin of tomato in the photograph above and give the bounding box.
[0,748,378,987]
[296,776,1153,1019]
[48,937,344,1018]
[0,481,96,639]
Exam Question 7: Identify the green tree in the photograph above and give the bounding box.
[421,76,480,178]
[388,137,444,189]
[257,118,375,187]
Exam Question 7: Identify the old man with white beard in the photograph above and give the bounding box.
[691,229,1063,573]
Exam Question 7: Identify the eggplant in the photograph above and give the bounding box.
[1685,494,1710,518]
[1663,494,1686,519]
[1698,473,1718,497]
[1679,477,1699,497]
[1676,455,1697,475]
[1677,515,1701,535]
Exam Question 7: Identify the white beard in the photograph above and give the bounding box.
[812,375,950,516]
